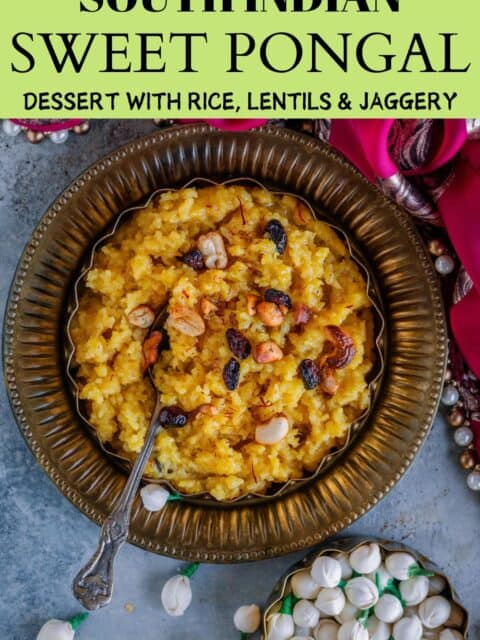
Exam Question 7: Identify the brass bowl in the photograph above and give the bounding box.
[64,176,385,504]
[263,537,469,637]
[3,125,446,561]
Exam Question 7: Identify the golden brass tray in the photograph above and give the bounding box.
[3,124,446,562]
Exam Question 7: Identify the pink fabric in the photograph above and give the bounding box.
[330,119,397,180]
[10,119,84,132]
[179,118,267,132]
[330,119,480,378]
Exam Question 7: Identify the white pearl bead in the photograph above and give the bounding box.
[50,129,70,144]
[466,470,480,491]
[453,426,473,447]
[2,119,22,136]
[435,255,455,275]
[441,385,459,406]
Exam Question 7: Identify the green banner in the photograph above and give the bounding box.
[1,0,477,117]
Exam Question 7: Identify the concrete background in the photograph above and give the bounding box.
[0,120,478,639]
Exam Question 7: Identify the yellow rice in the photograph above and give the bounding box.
[71,185,373,500]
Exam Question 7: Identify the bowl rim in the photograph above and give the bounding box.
[3,123,447,561]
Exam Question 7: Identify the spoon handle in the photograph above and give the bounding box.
[72,397,162,610]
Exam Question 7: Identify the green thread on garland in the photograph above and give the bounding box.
[384,580,406,608]
[375,571,382,595]
[240,633,248,640]
[180,562,200,578]
[351,570,361,578]
[339,579,347,589]
[167,492,182,502]
[356,607,374,627]
[408,565,434,578]
[279,593,298,615]
[69,613,89,631]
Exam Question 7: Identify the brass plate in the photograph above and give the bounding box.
[3,125,446,562]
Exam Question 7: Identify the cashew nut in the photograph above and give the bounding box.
[198,232,228,269]
[255,414,289,445]
[168,304,206,336]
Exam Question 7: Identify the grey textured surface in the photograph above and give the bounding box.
[0,120,478,640]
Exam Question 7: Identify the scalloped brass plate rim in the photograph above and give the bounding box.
[3,124,447,562]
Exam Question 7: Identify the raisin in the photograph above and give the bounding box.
[226,328,251,360]
[223,358,240,390]
[178,248,205,271]
[265,219,287,255]
[298,359,320,390]
[264,288,292,310]
[159,405,188,427]
[323,325,356,369]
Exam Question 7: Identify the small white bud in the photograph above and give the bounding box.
[267,612,295,640]
[374,594,403,623]
[349,543,382,575]
[161,575,192,616]
[367,564,393,591]
[392,615,423,640]
[428,575,447,596]
[140,484,170,511]
[385,553,417,581]
[291,570,321,599]
[314,587,345,616]
[334,552,353,580]
[418,596,452,629]
[345,576,379,610]
[37,620,75,640]
[400,575,429,606]
[335,601,359,624]
[312,619,339,640]
[337,620,369,640]
[439,630,464,640]
[367,616,392,640]
[292,599,320,629]
[233,604,261,634]
[310,555,342,588]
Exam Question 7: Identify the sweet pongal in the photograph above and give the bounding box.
[71,184,373,500]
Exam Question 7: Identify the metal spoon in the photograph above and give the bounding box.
[72,306,175,610]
